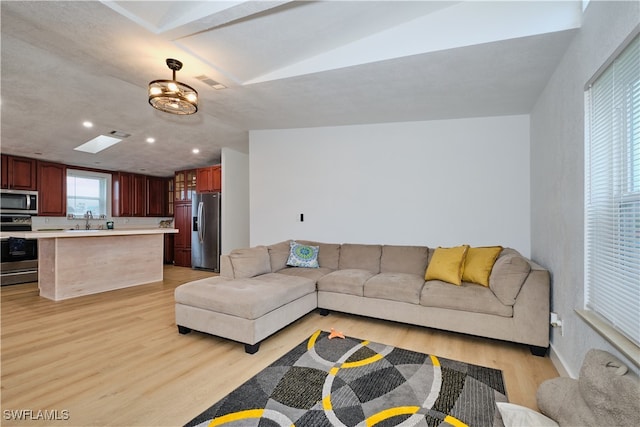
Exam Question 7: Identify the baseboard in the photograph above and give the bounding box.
[549,343,574,378]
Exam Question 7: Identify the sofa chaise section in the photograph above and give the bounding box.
[175,246,317,353]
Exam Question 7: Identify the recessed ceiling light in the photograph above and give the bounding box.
[83,121,93,128]
[146,137,155,143]
[192,148,200,154]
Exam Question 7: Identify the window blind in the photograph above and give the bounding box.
[585,34,640,347]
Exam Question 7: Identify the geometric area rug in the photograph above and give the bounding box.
[185,330,508,427]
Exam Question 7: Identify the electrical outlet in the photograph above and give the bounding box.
[550,312,563,336]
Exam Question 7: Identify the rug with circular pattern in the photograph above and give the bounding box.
[185,330,507,427]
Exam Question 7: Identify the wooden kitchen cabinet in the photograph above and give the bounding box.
[113,172,133,216]
[132,174,146,216]
[167,177,174,216]
[164,233,175,264]
[196,165,221,193]
[1,155,7,188]
[146,176,167,217]
[1,155,37,190]
[173,201,192,267]
[174,169,197,201]
[113,172,147,217]
[37,161,66,216]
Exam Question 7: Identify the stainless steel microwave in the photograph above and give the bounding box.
[0,190,38,214]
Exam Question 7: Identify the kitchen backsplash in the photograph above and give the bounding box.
[31,216,174,231]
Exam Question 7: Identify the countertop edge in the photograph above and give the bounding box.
[1,229,179,239]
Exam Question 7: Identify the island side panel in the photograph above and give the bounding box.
[38,239,57,300]
[40,234,164,301]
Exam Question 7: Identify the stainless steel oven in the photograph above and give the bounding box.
[0,189,38,214]
[1,214,38,285]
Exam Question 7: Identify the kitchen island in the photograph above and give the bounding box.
[5,229,178,301]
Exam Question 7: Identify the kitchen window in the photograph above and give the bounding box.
[67,169,112,217]
[582,33,639,361]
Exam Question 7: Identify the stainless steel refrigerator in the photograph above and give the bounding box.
[191,192,221,272]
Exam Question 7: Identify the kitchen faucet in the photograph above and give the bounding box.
[85,210,93,229]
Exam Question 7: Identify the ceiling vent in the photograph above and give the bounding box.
[109,130,131,138]
[195,75,227,90]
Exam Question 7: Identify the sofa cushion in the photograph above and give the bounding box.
[174,273,315,320]
[489,254,531,306]
[278,266,334,282]
[380,245,430,276]
[338,244,382,273]
[462,246,503,287]
[420,280,513,317]
[317,269,376,296]
[364,273,425,304]
[229,246,271,278]
[424,245,470,285]
[267,240,291,272]
[297,240,341,269]
[287,241,320,268]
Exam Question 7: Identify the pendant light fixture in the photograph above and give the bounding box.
[148,58,198,115]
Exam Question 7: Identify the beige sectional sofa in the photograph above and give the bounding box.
[174,240,550,355]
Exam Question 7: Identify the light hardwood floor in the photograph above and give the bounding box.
[1,266,558,426]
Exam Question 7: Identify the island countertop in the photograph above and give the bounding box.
[2,228,178,239]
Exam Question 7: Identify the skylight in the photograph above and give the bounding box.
[74,135,122,154]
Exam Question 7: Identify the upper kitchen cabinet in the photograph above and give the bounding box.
[1,155,7,188]
[1,154,37,190]
[147,176,169,217]
[167,177,174,216]
[132,174,147,217]
[174,169,197,201]
[196,165,221,193]
[37,161,66,216]
[112,172,147,217]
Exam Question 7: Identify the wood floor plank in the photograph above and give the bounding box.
[1,265,558,426]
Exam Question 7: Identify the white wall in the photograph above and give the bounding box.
[221,147,250,254]
[250,115,531,256]
[530,1,639,376]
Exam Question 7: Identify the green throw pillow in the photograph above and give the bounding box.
[286,241,319,268]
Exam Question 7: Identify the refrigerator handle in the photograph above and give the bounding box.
[197,201,204,243]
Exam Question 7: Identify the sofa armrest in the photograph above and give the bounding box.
[220,254,234,278]
[513,266,550,348]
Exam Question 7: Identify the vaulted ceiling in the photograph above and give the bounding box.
[1,1,581,176]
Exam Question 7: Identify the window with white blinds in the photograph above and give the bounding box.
[585,34,639,347]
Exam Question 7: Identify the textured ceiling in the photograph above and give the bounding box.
[0,1,581,177]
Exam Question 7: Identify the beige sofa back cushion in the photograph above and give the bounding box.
[267,240,292,272]
[297,240,341,269]
[489,254,531,305]
[229,246,272,278]
[380,245,430,276]
[338,244,382,273]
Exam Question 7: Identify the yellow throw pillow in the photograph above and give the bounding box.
[424,245,470,285]
[462,246,503,287]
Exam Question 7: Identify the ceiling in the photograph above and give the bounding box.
[0,1,582,177]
